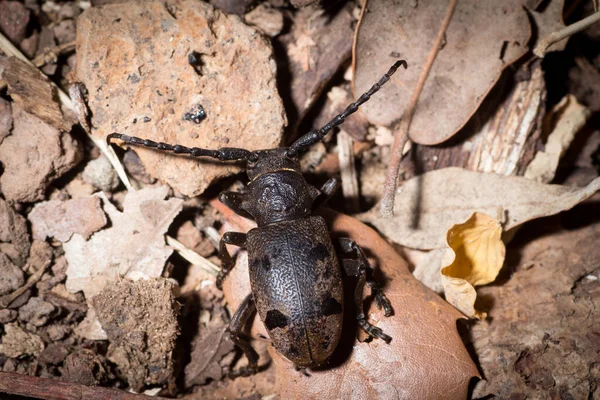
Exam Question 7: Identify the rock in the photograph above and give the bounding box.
[0,198,31,267]
[0,98,12,145]
[82,156,120,192]
[38,343,69,365]
[18,297,56,327]
[76,0,285,196]
[0,103,82,203]
[210,0,253,14]
[0,309,17,324]
[29,197,107,242]
[0,1,30,44]
[0,323,45,358]
[245,3,285,37]
[0,253,24,296]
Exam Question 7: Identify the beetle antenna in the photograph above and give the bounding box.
[288,60,407,156]
[106,133,253,161]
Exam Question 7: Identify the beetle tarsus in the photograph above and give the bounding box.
[370,283,394,317]
[358,316,392,343]
[294,365,311,377]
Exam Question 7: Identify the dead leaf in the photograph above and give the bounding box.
[441,212,506,319]
[353,0,530,145]
[360,168,600,250]
[28,197,107,242]
[63,186,183,299]
[525,95,591,182]
[216,204,479,399]
[528,0,566,54]
[76,0,285,196]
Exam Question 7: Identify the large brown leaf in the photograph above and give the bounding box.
[217,205,479,399]
[353,0,530,145]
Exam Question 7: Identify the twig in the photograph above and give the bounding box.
[165,236,220,275]
[0,31,132,190]
[32,40,76,68]
[379,0,458,217]
[337,130,360,213]
[0,261,50,309]
[534,11,600,57]
[0,371,162,400]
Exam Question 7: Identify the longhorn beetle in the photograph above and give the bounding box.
[108,60,407,374]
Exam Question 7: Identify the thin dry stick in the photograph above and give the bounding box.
[32,40,76,67]
[0,31,132,190]
[0,371,159,400]
[534,11,600,57]
[166,236,220,275]
[379,0,458,217]
[0,261,50,308]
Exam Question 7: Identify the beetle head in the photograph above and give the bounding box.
[246,148,301,181]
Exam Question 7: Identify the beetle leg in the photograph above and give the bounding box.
[312,175,341,210]
[338,237,393,343]
[228,293,259,378]
[217,232,247,290]
[218,191,254,220]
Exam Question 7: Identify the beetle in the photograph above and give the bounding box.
[107,60,406,373]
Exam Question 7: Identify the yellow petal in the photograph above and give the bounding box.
[441,212,506,318]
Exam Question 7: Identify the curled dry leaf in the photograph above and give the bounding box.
[76,0,285,196]
[441,212,506,319]
[360,168,600,250]
[28,197,107,242]
[353,0,530,145]
[64,186,183,300]
[217,204,478,399]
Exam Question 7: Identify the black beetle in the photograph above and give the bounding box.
[108,60,406,373]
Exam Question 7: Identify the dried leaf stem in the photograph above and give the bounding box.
[0,261,50,308]
[534,11,600,57]
[379,0,458,217]
[0,371,158,400]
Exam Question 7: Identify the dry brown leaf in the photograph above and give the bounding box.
[353,0,530,145]
[360,168,600,250]
[76,0,285,196]
[28,197,107,242]
[525,95,591,182]
[528,0,567,54]
[216,205,479,399]
[63,186,183,300]
[441,212,506,319]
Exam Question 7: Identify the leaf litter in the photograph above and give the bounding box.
[1,0,600,398]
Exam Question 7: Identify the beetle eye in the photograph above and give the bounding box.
[248,153,259,163]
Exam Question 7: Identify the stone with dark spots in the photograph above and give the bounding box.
[309,243,329,263]
[321,298,342,316]
[265,309,289,330]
